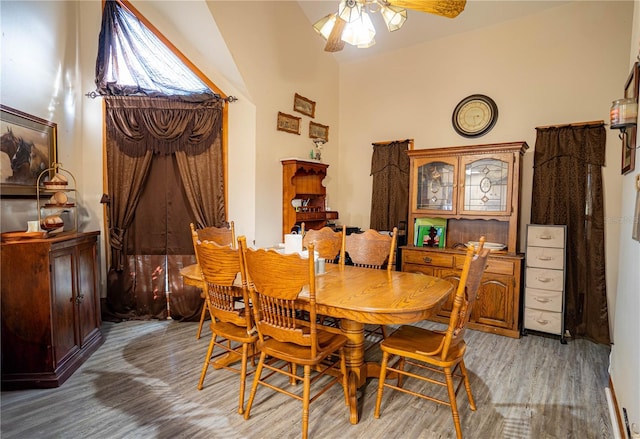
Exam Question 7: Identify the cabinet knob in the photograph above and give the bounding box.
[75,293,85,304]
[423,256,432,264]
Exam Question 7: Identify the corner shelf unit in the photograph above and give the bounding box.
[36,163,78,234]
[281,159,338,238]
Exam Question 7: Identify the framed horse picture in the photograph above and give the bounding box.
[0,105,57,196]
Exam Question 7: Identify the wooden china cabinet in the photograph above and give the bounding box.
[282,159,338,238]
[1,232,103,388]
[401,142,528,338]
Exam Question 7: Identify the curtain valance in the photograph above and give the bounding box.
[105,96,222,156]
[534,124,606,167]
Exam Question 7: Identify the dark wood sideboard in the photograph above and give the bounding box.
[1,231,103,389]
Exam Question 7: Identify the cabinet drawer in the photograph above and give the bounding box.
[525,288,562,312]
[527,225,565,248]
[402,263,435,276]
[402,250,454,268]
[454,255,514,276]
[526,247,564,270]
[526,267,564,291]
[524,308,562,335]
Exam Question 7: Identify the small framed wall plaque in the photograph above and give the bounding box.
[293,93,315,118]
[309,121,329,142]
[277,111,301,135]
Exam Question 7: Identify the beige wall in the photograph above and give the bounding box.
[610,1,640,430]
[338,0,631,329]
[207,1,341,248]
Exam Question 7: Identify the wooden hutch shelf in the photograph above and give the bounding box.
[401,141,528,338]
[281,159,338,238]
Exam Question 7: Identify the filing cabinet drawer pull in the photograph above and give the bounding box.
[537,256,553,261]
[534,297,551,303]
[536,318,550,325]
[423,256,432,264]
[538,235,553,240]
[537,277,553,283]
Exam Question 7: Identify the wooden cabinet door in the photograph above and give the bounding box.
[458,153,514,216]
[411,156,458,214]
[50,246,80,367]
[433,268,462,318]
[472,273,514,329]
[76,240,100,347]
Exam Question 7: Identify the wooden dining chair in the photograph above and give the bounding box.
[302,224,346,264]
[344,227,398,339]
[190,222,235,339]
[239,237,349,439]
[193,233,257,415]
[373,238,490,439]
[344,227,398,271]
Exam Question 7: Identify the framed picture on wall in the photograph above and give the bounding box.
[0,105,57,196]
[621,62,638,175]
[309,121,329,142]
[293,93,315,118]
[277,111,301,135]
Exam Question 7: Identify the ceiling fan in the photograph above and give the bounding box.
[313,0,467,52]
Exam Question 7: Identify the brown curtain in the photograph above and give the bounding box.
[104,96,225,321]
[370,140,411,232]
[531,123,610,344]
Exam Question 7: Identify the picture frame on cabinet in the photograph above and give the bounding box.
[0,105,57,197]
[277,111,301,135]
[621,62,638,175]
[309,121,329,142]
[293,93,315,118]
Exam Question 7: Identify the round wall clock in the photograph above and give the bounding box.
[452,94,498,138]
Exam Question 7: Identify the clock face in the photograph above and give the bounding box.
[452,95,498,138]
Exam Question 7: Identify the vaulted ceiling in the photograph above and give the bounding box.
[298,1,571,62]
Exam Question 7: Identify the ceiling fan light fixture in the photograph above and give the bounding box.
[313,13,337,40]
[338,0,363,24]
[381,5,407,32]
[357,37,376,49]
[341,10,376,47]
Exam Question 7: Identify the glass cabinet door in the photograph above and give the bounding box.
[459,154,512,215]
[413,157,457,213]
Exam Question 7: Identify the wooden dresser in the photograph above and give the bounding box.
[1,231,103,389]
[400,142,528,338]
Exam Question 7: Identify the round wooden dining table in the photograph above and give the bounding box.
[299,263,454,424]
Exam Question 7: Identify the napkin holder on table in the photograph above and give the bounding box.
[284,233,303,254]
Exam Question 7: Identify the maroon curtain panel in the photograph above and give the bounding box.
[370,140,411,232]
[531,123,609,344]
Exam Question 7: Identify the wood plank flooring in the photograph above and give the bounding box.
[1,319,612,438]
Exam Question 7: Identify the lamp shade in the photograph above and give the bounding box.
[313,13,337,40]
[338,0,362,23]
[381,5,407,32]
[341,11,376,47]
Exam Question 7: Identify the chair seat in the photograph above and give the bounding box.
[210,320,257,344]
[380,324,466,366]
[259,331,348,365]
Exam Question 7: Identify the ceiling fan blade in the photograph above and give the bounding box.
[325,16,347,52]
[387,0,466,18]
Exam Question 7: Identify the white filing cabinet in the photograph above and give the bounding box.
[523,224,567,343]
